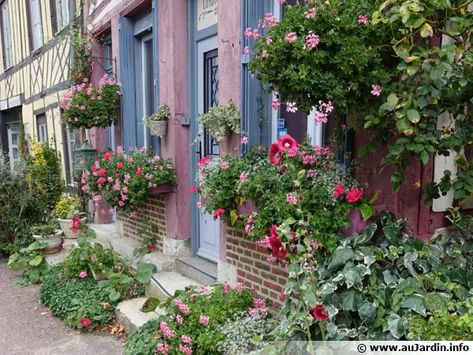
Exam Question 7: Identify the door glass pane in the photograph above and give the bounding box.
[12,148,18,159]
[11,134,18,145]
[203,49,219,157]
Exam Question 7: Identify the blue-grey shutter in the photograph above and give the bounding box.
[119,16,137,149]
[150,0,160,152]
[241,0,274,150]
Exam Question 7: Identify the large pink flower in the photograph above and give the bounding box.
[268,225,287,260]
[333,183,346,198]
[269,143,282,166]
[310,304,329,321]
[277,134,298,156]
[346,188,363,203]
[71,215,81,233]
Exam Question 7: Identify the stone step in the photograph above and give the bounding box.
[175,256,217,285]
[146,271,201,301]
[115,297,165,334]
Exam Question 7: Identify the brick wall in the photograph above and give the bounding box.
[119,195,167,253]
[226,228,288,303]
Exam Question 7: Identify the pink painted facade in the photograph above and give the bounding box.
[82,0,450,287]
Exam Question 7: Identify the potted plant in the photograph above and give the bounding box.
[55,194,86,239]
[199,101,241,141]
[143,104,171,137]
[31,224,63,254]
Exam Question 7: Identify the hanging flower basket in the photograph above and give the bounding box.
[149,121,168,137]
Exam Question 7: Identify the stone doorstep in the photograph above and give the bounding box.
[146,271,201,301]
[115,297,166,334]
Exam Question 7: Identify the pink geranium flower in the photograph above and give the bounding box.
[136,167,143,175]
[79,271,88,279]
[181,335,192,344]
[80,317,91,328]
[371,84,382,96]
[117,162,124,169]
[220,161,229,170]
[285,32,298,43]
[199,315,209,326]
[212,208,225,218]
[305,8,317,19]
[358,15,369,25]
[156,343,169,355]
[71,215,81,233]
[346,188,363,203]
[235,282,244,293]
[333,183,346,198]
[240,136,249,145]
[287,192,297,205]
[305,32,320,50]
[269,143,282,166]
[277,134,299,156]
[103,151,112,160]
[271,98,280,110]
[286,102,298,113]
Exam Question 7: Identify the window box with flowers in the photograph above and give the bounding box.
[60,75,120,130]
[143,104,171,138]
[81,147,177,213]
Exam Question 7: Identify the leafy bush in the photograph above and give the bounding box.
[55,194,84,219]
[125,284,255,355]
[7,241,49,286]
[40,266,119,330]
[285,212,473,341]
[27,142,62,218]
[0,165,40,254]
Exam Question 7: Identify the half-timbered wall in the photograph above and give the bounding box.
[0,0,81,184]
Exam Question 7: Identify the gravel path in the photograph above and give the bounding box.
[0,259,124,355]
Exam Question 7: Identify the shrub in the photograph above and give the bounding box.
[40,266,120,330]
[55,194,84,219]
[27,142,62,218]
[7,241,49,286]
[0,165,40,254]
[125,284,255,355]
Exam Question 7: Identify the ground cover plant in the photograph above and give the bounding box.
[125,284,275,355]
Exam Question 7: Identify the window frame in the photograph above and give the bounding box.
[36,113,48,143]
[0,0,13,70]
[55,0,70,32]
[27,0,44,51]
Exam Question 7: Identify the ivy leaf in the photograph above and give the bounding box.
[328,246,356,271]
[387,93,399,109]
[400,294,426,316]
[387,314,405,339]
[340,290,360,311]
[358,302,377,322]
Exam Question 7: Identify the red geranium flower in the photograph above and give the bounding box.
[97,168,107,177]
[136,167,143,175]
[71,215,81,233]
[212,208,225,217]
[269,225,287,260]
[333,183,346,198]
[269,143,282,166]
[80,317,92,328]
[277,134,298,156]
[310,304,329,321]
[189,186,198,193]
[346,187,363,203]
[198,156,211,169]
[97,177,107,184]
[117,162,124,170]
[103,151,112,160]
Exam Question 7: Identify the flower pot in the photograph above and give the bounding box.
[32,230,64,254]
[149,182,173,195]
[149,121,167,137]
[91,269,108,281]
[57,216,87,239]
[237,200,259,216]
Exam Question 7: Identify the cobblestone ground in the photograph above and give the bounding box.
[0,259,124,355]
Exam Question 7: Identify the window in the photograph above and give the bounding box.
[27,0,43,51]
[103,36,114,77]
[51,0,69,33]
[1,0,13,69]
[61,123,76,185]
[36,114,48,143]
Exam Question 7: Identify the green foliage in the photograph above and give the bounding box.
[31,224,57,236]
[143,103,172,125]
[61,75,120,129]
[7,241,49,286]
[125,285,254,355]
[27,142,63,218]
[199,101,241,141]
[69,29,92,83]
[250,0,396,114]
[40,266,118,330]
[218,311,277,354]
[55,194,84,219]
[280,211,473,341]
[0,165,40,254]
[83,149,176,212]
